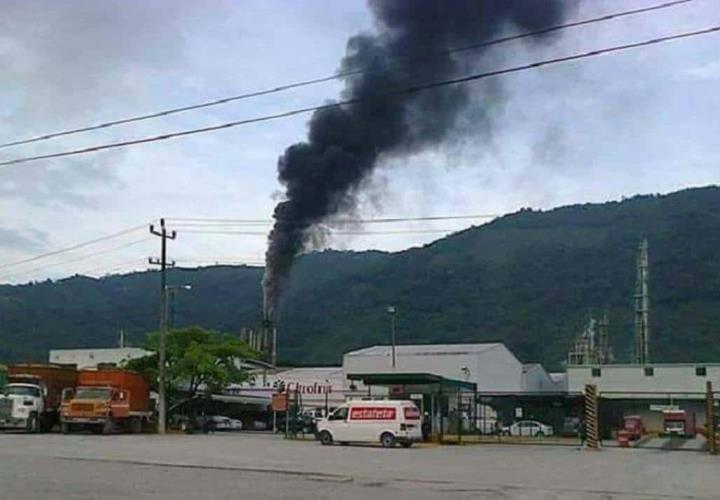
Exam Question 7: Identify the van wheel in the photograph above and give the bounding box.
[380,432,396,448]
[319,431,333,446]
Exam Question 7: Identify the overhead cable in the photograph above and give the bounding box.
[0,0,692,150]
[1,24,717,168]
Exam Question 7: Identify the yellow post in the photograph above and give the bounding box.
[584,384,599,450]
[707,381,717,455]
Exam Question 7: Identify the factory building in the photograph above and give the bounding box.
[567,363,720,395]
[49,347,151,369]
[343,343,564,394]
[568,363,720,433]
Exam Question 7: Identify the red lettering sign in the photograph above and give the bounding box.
[349,407,397,420]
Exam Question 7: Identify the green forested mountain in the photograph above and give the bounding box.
[2,186,720,369]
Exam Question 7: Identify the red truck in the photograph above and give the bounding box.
[663,410,696,438]
[60,368,151,434]
[0,363,77,432]
[622,415,646,441]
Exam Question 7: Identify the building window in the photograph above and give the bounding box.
[644,367,654,377]
[696,366,707,377]
[591,368,601,377]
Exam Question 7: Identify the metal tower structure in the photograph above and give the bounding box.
[568,315,598,365]
[634,238,650,364]
[596,309,613,364]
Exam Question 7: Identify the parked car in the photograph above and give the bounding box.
[211,416,243,431]
[561,417,581,437]
[502,420,554,437]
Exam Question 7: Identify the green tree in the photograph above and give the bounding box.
[125,326,258,396]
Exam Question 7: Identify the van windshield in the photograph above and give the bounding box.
[75,388,112,400]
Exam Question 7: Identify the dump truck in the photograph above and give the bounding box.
[60,368,151,434]
[0,363,78,432]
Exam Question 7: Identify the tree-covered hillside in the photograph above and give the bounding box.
[2,186,719,369]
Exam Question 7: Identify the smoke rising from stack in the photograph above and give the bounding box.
[263,0,569,317]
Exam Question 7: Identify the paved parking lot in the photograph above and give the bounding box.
[0,432,717,499]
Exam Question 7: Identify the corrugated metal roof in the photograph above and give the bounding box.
[274,367,343,378]
[345,343,503,358]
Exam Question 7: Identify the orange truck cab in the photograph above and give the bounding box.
[60,368,151,434]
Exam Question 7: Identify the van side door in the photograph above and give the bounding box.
[327,406,350,441]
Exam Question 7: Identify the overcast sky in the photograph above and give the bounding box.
[0,0,718,284]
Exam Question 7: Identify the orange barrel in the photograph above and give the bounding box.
[617,430,630,447]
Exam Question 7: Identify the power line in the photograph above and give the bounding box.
[177,229,462,236]
[0,237,153,281]
[0,223,150,272]
[79,258,149,277]
[0,0,692,151]
[1,24,717,169]
[166,214,499,226]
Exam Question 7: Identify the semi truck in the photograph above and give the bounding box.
[60,368,151,434]
[0,363,78,432]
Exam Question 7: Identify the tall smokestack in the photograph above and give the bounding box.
[263,0,569,314]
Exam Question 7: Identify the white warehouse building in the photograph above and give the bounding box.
[49,347,151,369]
[343,343,564,394]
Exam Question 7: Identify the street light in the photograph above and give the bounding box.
[387,305,397,369]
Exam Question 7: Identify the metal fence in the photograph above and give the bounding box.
[437,389,718,453]
[438,392,586,446]
[597,390,719,452]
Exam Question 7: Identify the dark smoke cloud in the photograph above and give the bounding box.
[263,0,568,315]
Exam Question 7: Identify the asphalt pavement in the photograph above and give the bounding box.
[0,432,717,499]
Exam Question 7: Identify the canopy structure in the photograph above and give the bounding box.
[347,372,476,393]
[347,372,477,443]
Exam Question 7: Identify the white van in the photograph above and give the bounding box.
[316,400,422,448]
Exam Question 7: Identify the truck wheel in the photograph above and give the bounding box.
[319,431,333,446]
[102,418,114,435]
[380,432,396,448]
[129,418,142,434]
[26,414,39,433]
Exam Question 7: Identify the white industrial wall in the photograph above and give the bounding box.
[471,345,524,392]
[343,344,525,393]
[49,348,150,369]
[567,364,720,395]
[522,365,565,392]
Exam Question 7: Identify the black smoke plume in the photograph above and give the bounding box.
[263,0,568,316]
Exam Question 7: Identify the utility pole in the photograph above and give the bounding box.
[149,218,176,435]
[388,305,397,369]
[634,238,650,364]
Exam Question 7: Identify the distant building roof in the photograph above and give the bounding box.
[345,343,503,358]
